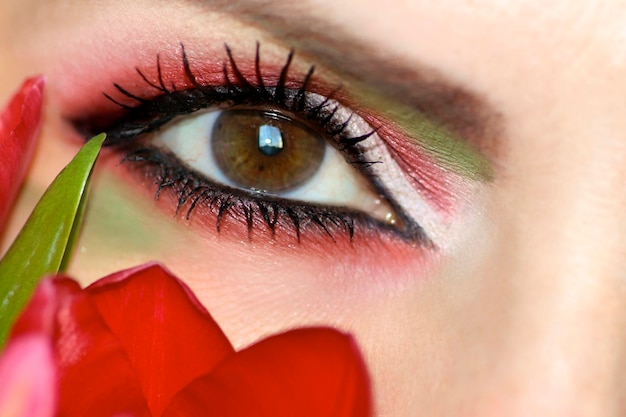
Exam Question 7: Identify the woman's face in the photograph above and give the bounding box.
[2,0,626,415]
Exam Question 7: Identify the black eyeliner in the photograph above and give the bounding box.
[78,43,427,243]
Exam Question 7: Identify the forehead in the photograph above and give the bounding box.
[4,1,624,76]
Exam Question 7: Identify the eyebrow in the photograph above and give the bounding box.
[202,0,504,172]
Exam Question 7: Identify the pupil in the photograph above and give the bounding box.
[258,125,284,156]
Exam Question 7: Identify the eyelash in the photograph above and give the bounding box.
[80,43,427,243]
[103,44,376,160]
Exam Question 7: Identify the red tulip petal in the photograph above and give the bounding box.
[85,263,235,417]
[163,328,371,417]
[0,334,56,417]
[10,278,151,417]
[9,275,63,338]
[0,77,44,229]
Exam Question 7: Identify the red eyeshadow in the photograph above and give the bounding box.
[58,43,461,250]
[63,47,460,216]
[100,147,433,263]
[378,123,460,216]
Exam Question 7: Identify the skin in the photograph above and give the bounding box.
[2,0,626,416]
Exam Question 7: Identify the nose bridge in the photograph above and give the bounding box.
[504,121,626,301]
[505,97,626,296]
[474,104,626,413]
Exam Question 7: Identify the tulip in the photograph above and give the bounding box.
[2,263,371,417]
[0,77,370,417]
[0,77,44,230]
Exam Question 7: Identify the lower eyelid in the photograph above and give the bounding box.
[108,144,431,250]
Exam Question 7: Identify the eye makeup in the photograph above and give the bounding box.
[75,43,438,245]
[68,40,486,251]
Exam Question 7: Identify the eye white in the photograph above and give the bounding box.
[148,109,398,224]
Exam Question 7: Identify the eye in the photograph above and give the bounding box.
[84,44,434,243]
[149,105,399,226]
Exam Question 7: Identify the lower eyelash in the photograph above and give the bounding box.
[120,146,420,243]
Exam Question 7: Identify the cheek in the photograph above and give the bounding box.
[172,244,436,350]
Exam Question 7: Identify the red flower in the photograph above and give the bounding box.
[0,77,44,230]
[2,263,371,417]
[0,77,370,416]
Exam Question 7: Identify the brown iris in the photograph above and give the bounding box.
[211,110,326,193]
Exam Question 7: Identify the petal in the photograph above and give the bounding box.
[10,278,151,417]
[163,328,371,417]
[85,263,235,417]
[0,77,44,229]
[9,277,63,338]
[0,334,56,417]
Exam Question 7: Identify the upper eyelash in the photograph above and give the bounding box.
[99,42,379,166]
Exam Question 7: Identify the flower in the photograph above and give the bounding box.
[0,77,44,229]
[0,77,371,417]
[1,263,371,417]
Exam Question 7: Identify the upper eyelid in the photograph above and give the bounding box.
[102,43,317,110]
[94,44,377,150]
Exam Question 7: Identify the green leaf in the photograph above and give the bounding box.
[0,133,106,345]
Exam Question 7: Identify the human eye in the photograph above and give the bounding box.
[74,43,444,245]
